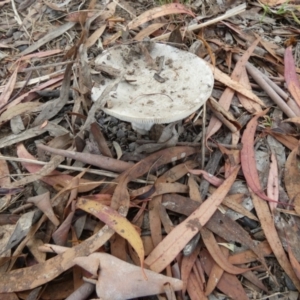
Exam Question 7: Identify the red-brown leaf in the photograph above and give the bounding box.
[241,110,277,203]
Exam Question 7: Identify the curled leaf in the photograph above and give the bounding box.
[76,198,144,267]
[128,3,194,30]
[241,110,277,203]
[145,166,239,273]
[74,253,183,299]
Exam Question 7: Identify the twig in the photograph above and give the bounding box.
[260,72,300,116]
[20,61,74,72]
[245,63,296,117]
[0,155,151,184]
[152,3,246,41]
[11,0,31,39]
[201,102,206,169]
[19,22,76,56]
[6,71,32,104]
[177,142,242,150]
[113,0,136,18]
[207,97,241,133]
[199,133,231,199]
[0,69,65,93]
[233,54,297,118]
[38,143,132,173]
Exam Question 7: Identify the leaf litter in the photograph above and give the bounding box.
[1,0,300,299]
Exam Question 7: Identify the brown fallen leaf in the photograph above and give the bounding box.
[0,152,12,211]
[134,22,166,41]
[285,146,300,215]
[0,102,41,125]
[17,49,63,62]
[130,182,189,199]
[0,63,19,107]
[222,193,258,221]
[85,24,106,48]
[205,242,229,296]
[285,46,300,108]
[288,247,300,281]
[282,117,300,124]
[265,128,298,151]
[148,160,197,248]
[162,194,269,270]
[237,67,262,113]
[241,110,279,204]
[251,192,300,291]
[181,243,201,293]
[0,223,116,293]
[110,234,128,263]
[0,293,19,300]
[255,33,283,63]
[10,153,65,188]
[188,174,202,203]
[187,171,253,278]
[206,38,262,141]
[207,97,241,133]
[52,201,76,246]
[145,166,239,273]
[76,198,144,268]
[242,269,269,292]
[73,253,183,300]
[201,228,251,275]
[1,76,64,115]
[41,279,73,299]
[187,168,224,186]
[200,249,249,300]
[127,3,194,30]
[19,22,76,56]
[0,0,11,7]
[0,214,19,225]
[27,192,59,227]
[26,238,46,264]
[186,270,207,300]
[90,122,113,158]
[209,65,265,107]
[33,63,73,126]
[17,143,104,193]
[0,147,198,293]
[228,240,272,265]
[276,215,300,264]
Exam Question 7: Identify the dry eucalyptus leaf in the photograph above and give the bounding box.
[27,192,59,227]
[73,253,183,300]
[4,210,41,252]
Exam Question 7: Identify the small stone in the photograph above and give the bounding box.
[109,126,117,134]
[116,129,125,138]
[13,31,23,40]
[110,117,119,125]
[128,142,137,152]
[17,45,28,52]
[274,36,282,43]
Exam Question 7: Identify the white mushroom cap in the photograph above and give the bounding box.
[91,42,214,134]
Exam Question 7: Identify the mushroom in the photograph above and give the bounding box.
[91,42,214,134]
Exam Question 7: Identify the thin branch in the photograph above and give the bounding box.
[152,3,246,41]
[11,0,31,39]
[0,156,152,184]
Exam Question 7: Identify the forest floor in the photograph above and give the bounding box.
[1,0,300,299]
